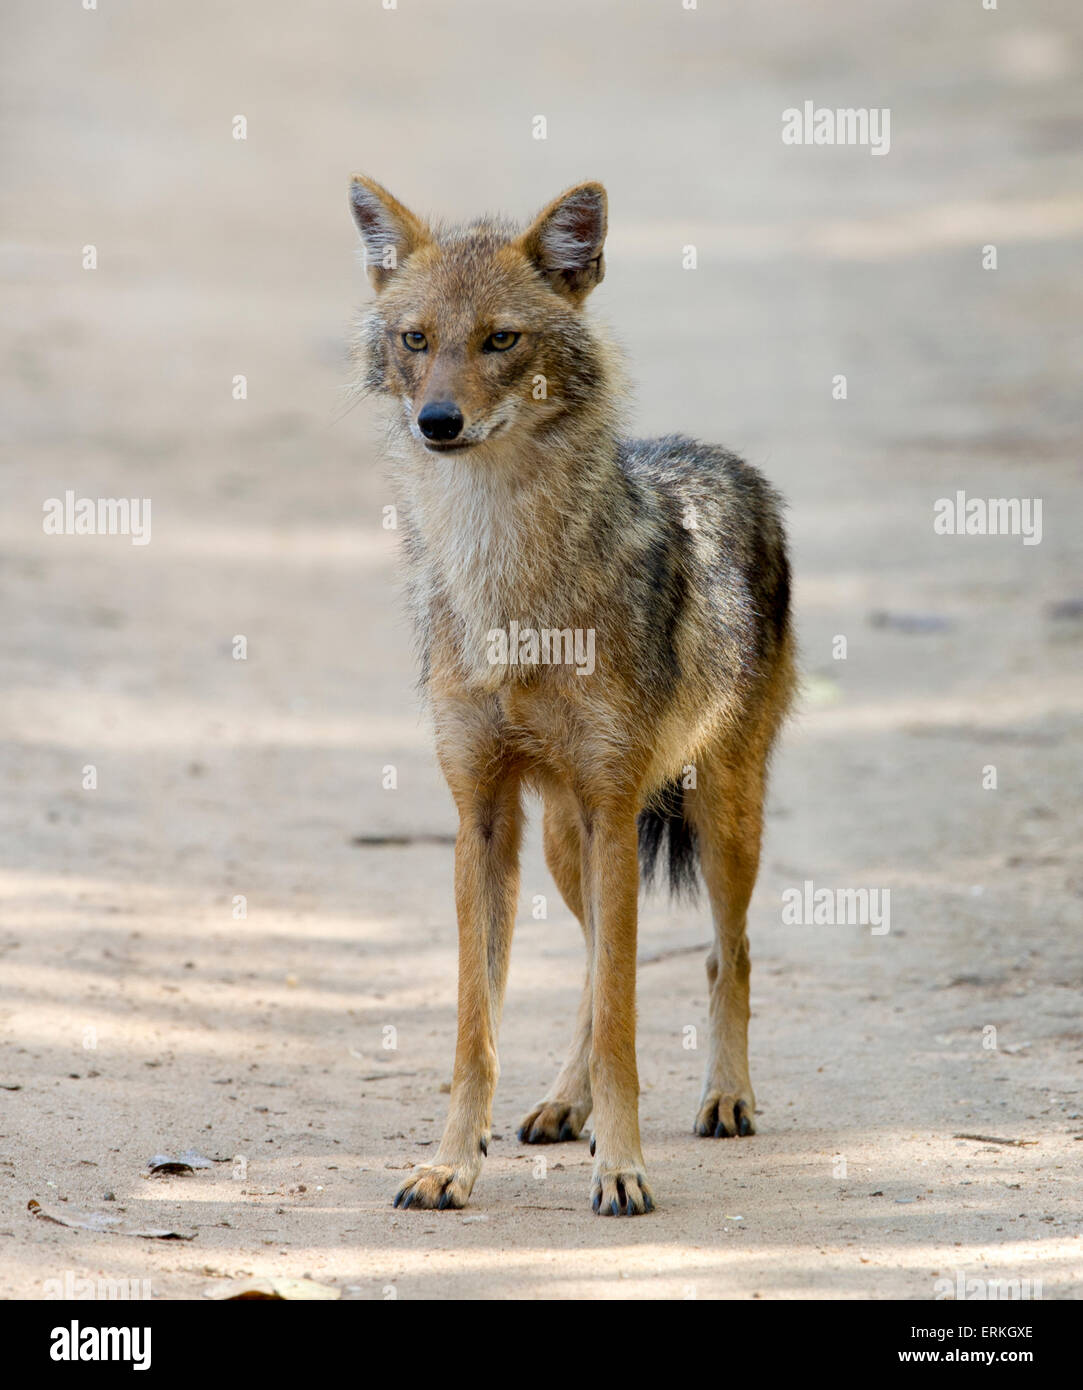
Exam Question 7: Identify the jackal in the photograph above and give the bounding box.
[349,177,795,1216]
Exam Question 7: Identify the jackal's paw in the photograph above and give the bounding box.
[392,1163,476,1211]
[695,1093,756,1139]
[590,1167,654,1217]
[517,1100,589,1145]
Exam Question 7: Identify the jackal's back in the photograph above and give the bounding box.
[614,432,791,702]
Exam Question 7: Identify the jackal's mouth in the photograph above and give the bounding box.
[422,438,476,453]
[420,420,507,454]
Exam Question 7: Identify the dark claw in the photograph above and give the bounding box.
[437,1190,453,1210]
[589,1134,596,1157]
[557,1121,576,1142]
[592,1189,602,1213]
[515,1126,527,1143]
[643,1192,655,1213]
[479,1136,488,1156]
[714,1118,733,1139]
[609,1198,620,1216]
[737,1111,752,1137]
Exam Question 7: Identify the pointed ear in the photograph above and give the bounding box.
[349,175,431,291]
[518,182,607,303]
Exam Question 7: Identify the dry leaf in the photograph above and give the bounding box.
[27,1199,120,1233]
[146,1149,215,1175]
[203,1277,339,1301]
[28,1198,195,1240]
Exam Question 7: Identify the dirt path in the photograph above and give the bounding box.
[2,0,1081,1298]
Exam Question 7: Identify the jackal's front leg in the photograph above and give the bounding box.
[394,779,521,1211]
[584,803,654,1215]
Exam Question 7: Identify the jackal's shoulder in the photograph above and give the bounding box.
[615,432,791,654]
[617,433,786,534]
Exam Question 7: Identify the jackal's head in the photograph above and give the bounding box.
[349,177,611,456]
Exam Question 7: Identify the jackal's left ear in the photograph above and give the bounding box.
[519,182,607,303]
[349,175,432,291]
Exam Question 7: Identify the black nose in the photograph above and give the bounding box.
[417,401,464,442]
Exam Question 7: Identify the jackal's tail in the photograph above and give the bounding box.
[637,777,699,900]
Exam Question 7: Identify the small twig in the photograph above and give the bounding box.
[953,1133,1038,1147]
[638,941,710,966]
[350,834,456,848]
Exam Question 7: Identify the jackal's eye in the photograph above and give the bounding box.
[483,331,520,353]
[402,331,428,352]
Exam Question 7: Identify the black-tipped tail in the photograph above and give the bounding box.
[637,778,699,900]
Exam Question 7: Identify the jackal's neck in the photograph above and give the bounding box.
[389,416,626,684]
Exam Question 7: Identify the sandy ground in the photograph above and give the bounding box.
[2,0,1081,1299]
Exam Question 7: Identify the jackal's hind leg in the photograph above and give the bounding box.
[687,744,765,1140]
[517,791,593,1144]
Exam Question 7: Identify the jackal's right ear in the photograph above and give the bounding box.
[349,176,431,291]
[519,182,608,304]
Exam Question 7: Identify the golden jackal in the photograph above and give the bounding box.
[349,177,795,1216]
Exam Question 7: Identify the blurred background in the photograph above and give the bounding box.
[1,0,1080,1298]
